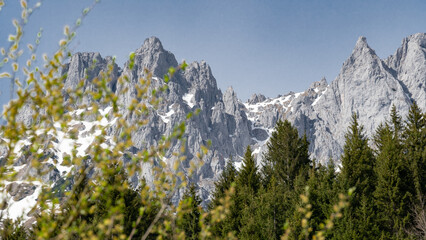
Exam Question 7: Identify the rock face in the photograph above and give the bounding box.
[308,36,412,162]
[62,52,120,106]
[385,33,426,111]
[3,34,426,215]
[6,183,37,201]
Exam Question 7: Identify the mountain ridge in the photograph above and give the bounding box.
[1,33,425,221]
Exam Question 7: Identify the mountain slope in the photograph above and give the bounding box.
[1,34,425,221]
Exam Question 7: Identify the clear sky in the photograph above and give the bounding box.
[1,0,426,105]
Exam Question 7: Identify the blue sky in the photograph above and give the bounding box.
[1,0,426,104]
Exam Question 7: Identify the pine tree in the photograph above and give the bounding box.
[262,120,311,189]
[287,162,339,239]
[122,179,161,240]
[241,120,311,239]
[90,165,160,239]
[179,183,202,240]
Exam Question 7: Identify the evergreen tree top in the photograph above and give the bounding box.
[238,145,260,193]
[262,120,311,188]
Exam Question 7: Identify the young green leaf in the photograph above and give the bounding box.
[0,72,11,78]
[20,0,27,9]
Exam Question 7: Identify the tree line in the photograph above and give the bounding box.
[2,103,425,239]
[206,103,425,239]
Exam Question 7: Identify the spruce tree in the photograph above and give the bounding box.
[239,177,288,240]
[340,113,376,203]
[403,102,426,200]
[306,163,337,236]
[337,113,378,239]
[373,106,415,237]
[262,120,311,188]
[209,158,237,210]
[237,145,260,194]
[209,158,239,237]
[179,183,202,240]
[233,146,262,239]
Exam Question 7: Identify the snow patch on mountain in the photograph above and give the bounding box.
[0,181,42,221]
[183,93,195,108]
[159,107,175,124]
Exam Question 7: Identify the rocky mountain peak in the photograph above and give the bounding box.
[350,36,377,60]
[355,36,367,46]
[319,77,327,86]
[308,34,415,162]
[73,52,102,62]
[5,34,426,221]
[62,52,119,103]
[132,36,178,77]
[182,60,221,106]
[385,32,426,110]
[223,86,239,115]
[138,36,164,53]
[309,77,327,90]
[352,36,370,53]
[405,32,426,47]
[248,93,267,104]
[224,86,236,96]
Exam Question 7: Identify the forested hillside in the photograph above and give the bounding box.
[2,104,424,239]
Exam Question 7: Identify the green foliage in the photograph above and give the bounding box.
[0,218,30,240]
[179,183,202,240]
[0,1,211,239]
[240,177,288,239]
[340,114,376,198]
[237,146,260,194]
[302,163,338,237]
[0,2,424,239]
[209,158,237,210]
[209,158,240,237]
[403,102,426,200]
[262,120,311,188]
[373,106,415,238]
[335,113,378,239]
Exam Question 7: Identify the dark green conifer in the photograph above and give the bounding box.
[340,113,376,203]
[237,145,260,194]
[337,113,378,239]
[307,163,337,235]
[209,157,237,210]
[373,106,415,237]
[209,158,239,237]
[262,120,311,188]
[239,177,288,240]
[179,183,202,240]
[234,145,261,239]
[403,102,426,200]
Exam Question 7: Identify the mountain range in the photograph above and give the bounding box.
[1,33,425,222]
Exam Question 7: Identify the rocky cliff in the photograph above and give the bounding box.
[1,33,425,221]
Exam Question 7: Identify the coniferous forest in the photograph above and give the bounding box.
[3,103,424,239]
[205,103,425,239]
[0,3,425,239]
